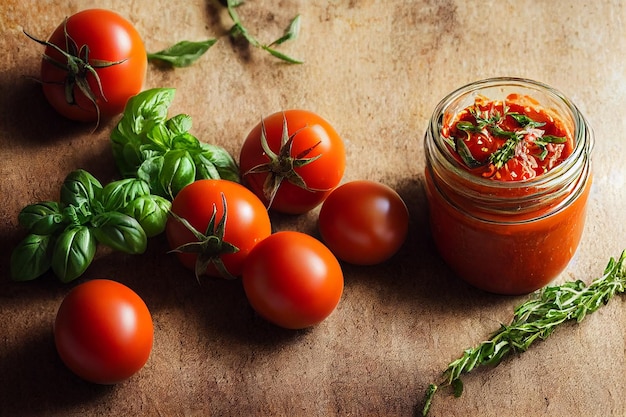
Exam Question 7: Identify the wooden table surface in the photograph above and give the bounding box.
[1,1,625,416]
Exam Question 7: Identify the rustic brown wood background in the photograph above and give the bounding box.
[1,1,625,416]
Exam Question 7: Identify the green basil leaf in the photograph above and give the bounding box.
[111,88,176,177]
[143,123,175,153]
[100,178,151,211]
[171,132,201,151]
[268,14,301,47]
[160,149,196,198]
[509,112,546,129]
[540,135,567,144]
[166,114,193,135]
[18,201,66,235]
[91,212,147,254]
[197,143,240,182]
[60,169,102,209]
[51,226,97,283]
[148,39,217,68]
[137,154,165,196]
[10,234,54,281]
[124,195,172,237]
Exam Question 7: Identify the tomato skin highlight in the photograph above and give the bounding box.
[239,110,346,214]
[165,179,272,278]
[40,9,147,122]
[318,180,410,265]
[242,231,344,329]
[54,279,153,384]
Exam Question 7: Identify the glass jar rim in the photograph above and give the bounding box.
[428,76,593,192]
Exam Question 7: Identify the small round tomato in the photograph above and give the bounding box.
[166,179,271,279]
[239,110,346,214]
[242,231,344,329]
[318,180,409,265]
[54,279,153,384]
[34,9,147,123]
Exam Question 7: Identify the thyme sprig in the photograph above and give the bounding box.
[422,250,626,416]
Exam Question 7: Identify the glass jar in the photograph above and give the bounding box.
[423,77,594,295]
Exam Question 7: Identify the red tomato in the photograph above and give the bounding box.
[242,231,344,329]
[239,110,346,214]
[166,179,272,279]
[37,9,147,123]
[54,279,153,384]
[318,180,409,265]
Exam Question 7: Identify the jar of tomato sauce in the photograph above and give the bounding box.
[423,77,594,295]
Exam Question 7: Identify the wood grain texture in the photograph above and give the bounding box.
[1,1,625,416]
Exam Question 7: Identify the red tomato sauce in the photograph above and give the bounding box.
[424,169,591,294]
[424,87,593,295]
[442,94,574,181]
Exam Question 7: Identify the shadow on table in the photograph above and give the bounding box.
[0,325,114,416]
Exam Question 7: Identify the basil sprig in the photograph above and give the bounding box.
[10,169,165,283]
[111,88,240,199]
[147,1,302,67]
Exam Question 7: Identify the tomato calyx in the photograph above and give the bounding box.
[168,193,239,280]
[243,114,324,209]
[24,19,128,129]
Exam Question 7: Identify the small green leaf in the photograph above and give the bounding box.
[454,136,483,169]
[60,169,102,209]
[51,225,97,283]
[196,143,241,183]
[540,135,567,144]
[91,211,147,254]
[166,114,193,135]
[100,178,151,211]
[18,201,65,235]
[456,121,481,133]
[111,88,176,176]
[148,39,217,68]
[10,234,54,281]
[509,112,546,129]
[124,194,171,237]
[268,14,301,47]
[138,154,165,195]
[159,149,196,198]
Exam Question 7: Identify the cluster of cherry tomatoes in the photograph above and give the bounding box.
[33,9,410,385]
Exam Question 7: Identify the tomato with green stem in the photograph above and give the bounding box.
[25,9,147,125]
[242,231,344,329]
[54,279,153,384]
[165,179,271,279]
[239,110,346,214]
[318,180,409,265]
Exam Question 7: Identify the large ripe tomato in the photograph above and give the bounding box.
[318,180,409,265]
[54,279,153,384]
[239,110,346,214]
[242,231,344,329]
[35,9,147,123]
[166,179,272,279]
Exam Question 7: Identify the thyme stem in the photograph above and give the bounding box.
[422,250,626,416]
